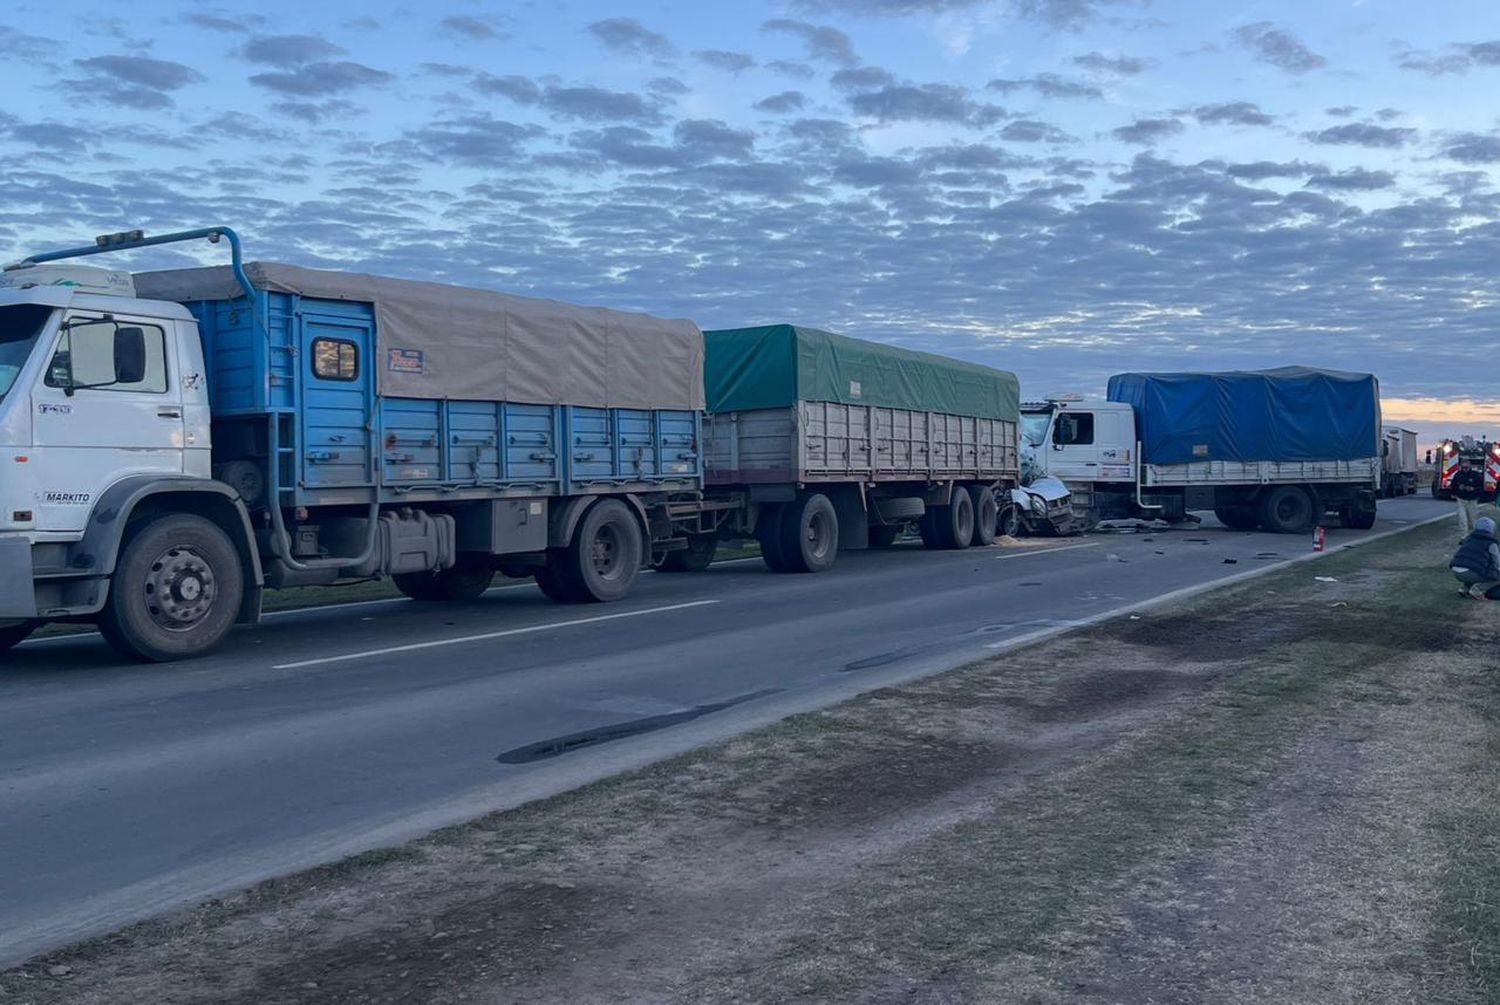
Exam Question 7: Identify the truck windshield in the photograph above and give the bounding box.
[1020,412,1051,447]
[0,304,54,402]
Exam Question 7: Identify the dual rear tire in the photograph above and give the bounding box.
[758,493,838,574]
[920,488,975,551]
[537,499,644,603]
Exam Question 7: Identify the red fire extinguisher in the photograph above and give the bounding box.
[1313,526,1326,552]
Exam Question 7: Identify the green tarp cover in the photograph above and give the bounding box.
[703,325,1020,421]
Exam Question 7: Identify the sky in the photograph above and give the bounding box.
[2,0,1500,446]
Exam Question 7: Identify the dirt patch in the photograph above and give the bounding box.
[10,517,1497,1005]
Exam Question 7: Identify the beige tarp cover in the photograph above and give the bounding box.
[134,263,705,410]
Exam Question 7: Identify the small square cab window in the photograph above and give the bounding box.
[312,338,358,381]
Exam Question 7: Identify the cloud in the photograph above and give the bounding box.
[1189,102,1274,127]
[1306,167,1396,190]
[8,122,92,155]
[694,50,756,73]
[1233,21,1326,73]
[1112,117,1183,144]
[673,119,756,160]
[271,99,360,124]
[183,12,262,34]
[987,73,1102,99]
[755,91,807,114]
[392,114,542,166]
[1000,119,1075,143]
[440,16,503,41]
[475,76,667,125]
[1396,48,1472,76]
[1442,132,1500,164]
[1304,123,1416,149]
[847,83,1007,127]
[1072,51,1150,75]
[1223,160,1325,180]
[250,62,393,97]
[1465,41,1500,65]
[587,18,675,59]
[1007,0,1148,31]
[64,55,206,109]
[767,60,818,79]
[762,19,858,67]
[831,66,896,91]
[787,0,984,13]
[1325,105,1357,118]
[241,34,346,68]
[75,55,204,91]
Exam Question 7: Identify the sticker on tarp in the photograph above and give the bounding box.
[1192,443,1209,457]
[849,380,862,398]
[387,348,425,374]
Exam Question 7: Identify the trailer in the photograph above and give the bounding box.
[1022,367,1382,533]
[695,325,1024,572]
[1380,426,1419,497]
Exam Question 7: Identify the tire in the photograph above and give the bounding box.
[968,486,998,547]
[393,559,495,602]
[534,559,580,602]
[1213,505,1260,532]
[998,503,1022,539]
[554,499,643,603]
[97,514,244,662]
[868,524,901,548]
[1343,503,1378,530]
[922,490,975,550]
[1258,486,1315,534]
[658,535,717,573]
[757,505,791,572]
[0,620,38,654]
[779,493,838,573]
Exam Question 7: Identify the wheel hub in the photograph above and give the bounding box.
[591,526,621,577]
[145,546,217,631]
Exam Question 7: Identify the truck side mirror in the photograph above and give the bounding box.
[113,326,147,385]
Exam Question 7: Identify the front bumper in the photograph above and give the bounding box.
[0,536,38,618]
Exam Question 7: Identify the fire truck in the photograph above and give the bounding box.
[1431,436,1500,501]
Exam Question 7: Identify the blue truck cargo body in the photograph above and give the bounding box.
[181,288,703,507]
[1106,366,1381,467]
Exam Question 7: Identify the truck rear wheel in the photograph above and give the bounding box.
[1341,501,1378,530]
[968,486,998,546]
[1258,486,1315,534]
[98,514,244,662]
[0,620,38,653]
[779,493,838,573]
[921,489,974,550]
[534,560,580,602]
[757,505,791,572]
[1213,505,1260,532]
[553,499,642,602]
[658,535,717,573]
[393,559,495,602]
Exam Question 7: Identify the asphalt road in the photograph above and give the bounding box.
[0,496,1452,964]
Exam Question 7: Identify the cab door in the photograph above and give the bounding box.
[28,313,184,533]
[1047,408,1104,482]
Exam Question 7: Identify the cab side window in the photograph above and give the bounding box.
[44,318,168,393]
[1054,412,1095,446]
[312,338,359,381]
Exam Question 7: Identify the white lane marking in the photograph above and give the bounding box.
[271,600,721,670]
[994,542,1099,560]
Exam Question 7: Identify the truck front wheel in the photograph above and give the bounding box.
[98,514,244,662]
[1258,486,1315,534]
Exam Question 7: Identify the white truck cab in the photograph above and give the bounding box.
[0,272,211,538]
[1021,399,1138,486]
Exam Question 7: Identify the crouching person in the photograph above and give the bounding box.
[1451,516,1500,600]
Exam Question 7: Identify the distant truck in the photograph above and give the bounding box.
[1022,367,1382,533]
[0,229,1028,661]
[1379,426,1419,498]
[1430,436,1500,501]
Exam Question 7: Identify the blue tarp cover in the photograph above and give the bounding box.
[1106,366,1381,465]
